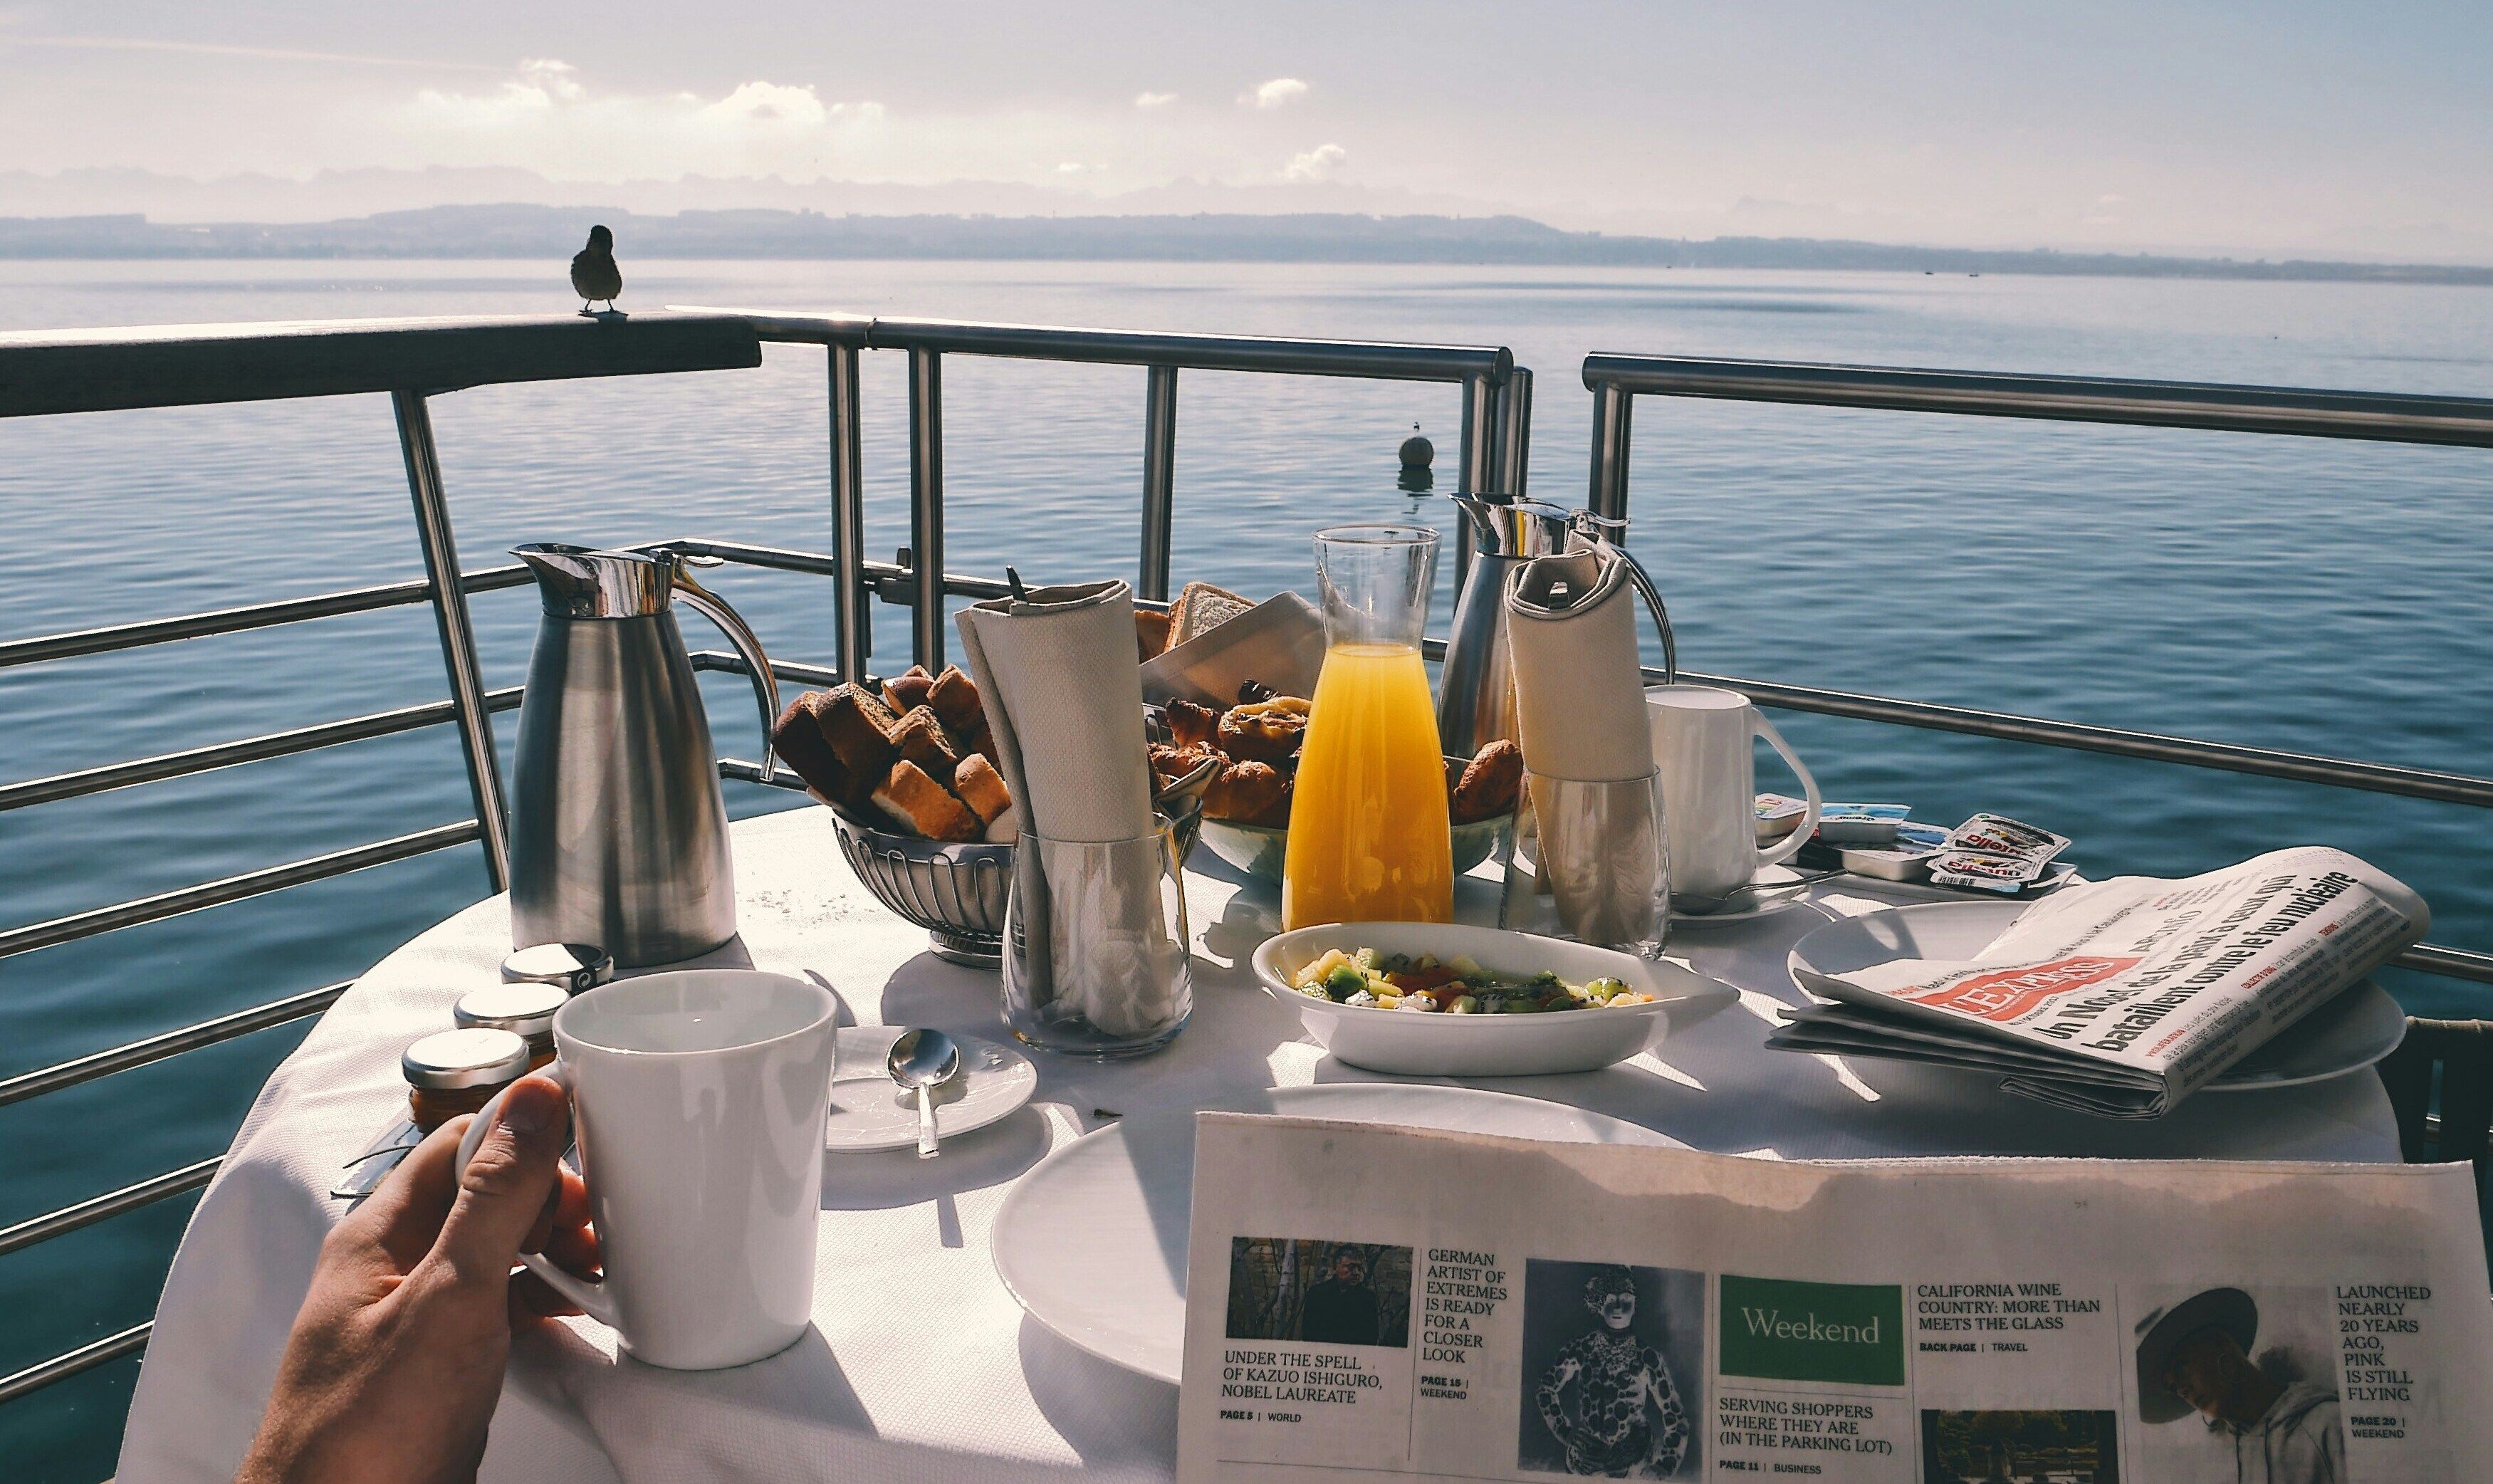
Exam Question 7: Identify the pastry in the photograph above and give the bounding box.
[815,683,901,777]
[1452,738,1524,824]
[952,754,1012,825]
[769,694,847,802]
[1149,742,1222,787]
[926,666,984,734]
[882,664,935,713]
[1135,607,1174,662]
[1167,580,1255,648]
[1217,697,1309,765]
[890,707,960,779]
[1164,698,1221,751]
[872,761,981,842]
[1248,772,1294,829]
[1203,759,1288,823]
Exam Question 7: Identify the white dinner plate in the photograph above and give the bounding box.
[1251,921,1737,1076]
[1786,902,2407,1091]
[825,1028,1037,1151]
[992,1084,1683,1383]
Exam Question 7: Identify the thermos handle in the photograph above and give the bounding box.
[1569,516,1677,686]
[664,555,783,783]
[452,1067,620,1328]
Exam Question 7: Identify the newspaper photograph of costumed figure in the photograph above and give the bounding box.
[1516,1261,1700,1479]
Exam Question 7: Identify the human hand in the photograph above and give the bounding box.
[237,1075,597,1484]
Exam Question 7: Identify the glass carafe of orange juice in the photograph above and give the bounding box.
[1282,525,1454,929]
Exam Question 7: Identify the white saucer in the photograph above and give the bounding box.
[1669,865,1817,925]
[991,1082,1682,1383]
[825,1027,1038,1151]
[1787,902,2408,1091]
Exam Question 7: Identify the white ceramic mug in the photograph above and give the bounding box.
[456,968,839,1371]
[1646,684,1822,907]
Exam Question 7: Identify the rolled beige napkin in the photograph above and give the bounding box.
[956,580,1174,1038]
[1503,539,1655,783]
[954,580,1155,842]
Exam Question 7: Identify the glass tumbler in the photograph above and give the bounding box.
[1003,819,1193,1057]
[1282,524,1453,931]
[1500,770,1671,957]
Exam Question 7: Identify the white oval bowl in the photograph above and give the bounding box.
[1251,921,1737,1076]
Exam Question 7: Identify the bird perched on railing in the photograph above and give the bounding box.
[571,225,623,316]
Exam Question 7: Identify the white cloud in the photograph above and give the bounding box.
[1282,142,1346,182]
[1245,78,1308,109]
[402,61,890,178]
[1134,90,1178,108]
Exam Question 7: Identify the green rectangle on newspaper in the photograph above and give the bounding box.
[1718,1275,1905,1386]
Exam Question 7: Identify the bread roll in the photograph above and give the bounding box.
[952,753,1012,825]
[872,761,981,842]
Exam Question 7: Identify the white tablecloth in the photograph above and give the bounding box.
[119,808,2400,1483]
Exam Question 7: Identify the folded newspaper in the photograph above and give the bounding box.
[1768,847,2428,1118]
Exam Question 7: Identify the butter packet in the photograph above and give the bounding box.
[1927,812,2070,894]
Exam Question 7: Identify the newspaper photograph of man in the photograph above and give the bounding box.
[1224,1238,1413,1348]
[2128,1285,2344,1484]
[1515,1260,1699,1479]
[1918,1409,2118,1483]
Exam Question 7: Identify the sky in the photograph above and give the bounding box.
[2,2,2490,259]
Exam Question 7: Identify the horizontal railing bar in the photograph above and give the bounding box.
[721,758,810,790]
[1580,354,2493,448]
[2394,943,2493,986]
[0,312,763,419]
[1401,637,2493,810]
[0,1159,219,1260]
[1666,664,2493,809]
[0,564,531,671]
[0,688,523,813]
[0,1323,150,1406]
[674,307,1512,383]
[0,981,352,1108]
[669,308,874,348]
[689,651,842,689]
[0,822,481,960]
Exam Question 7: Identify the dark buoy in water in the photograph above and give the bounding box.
[1399,424,1434,470]
[1397,423,1434,491]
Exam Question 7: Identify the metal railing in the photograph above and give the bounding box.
[1580,352,2493,991]
[672,308,1525,674]
[0,309,1522,1406]
[6,320,2492,1420]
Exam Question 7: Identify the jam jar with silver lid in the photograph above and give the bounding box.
[401,1028,531,1133]
[501,942,614,995]
[452,981,568,1070]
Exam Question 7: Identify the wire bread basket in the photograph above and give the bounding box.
[826,793,1206,968]
[827,805,1013,966]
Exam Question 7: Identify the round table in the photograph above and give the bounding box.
[119,808,2399,1482]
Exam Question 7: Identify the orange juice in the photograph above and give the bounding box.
[1282,642,1454,929]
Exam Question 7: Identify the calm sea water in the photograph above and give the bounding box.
[4,258,2490,1478]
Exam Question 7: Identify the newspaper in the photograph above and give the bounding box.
[1176,1117,2493,1484]
[1767,847,2429,1118]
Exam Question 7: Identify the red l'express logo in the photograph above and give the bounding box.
[1901,956,2142,1022]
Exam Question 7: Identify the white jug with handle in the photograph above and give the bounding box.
[1646,684,1821,910]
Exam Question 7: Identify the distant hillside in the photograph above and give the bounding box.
[4,206,2489,284]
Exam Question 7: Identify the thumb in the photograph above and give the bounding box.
[432,1074,570,1282]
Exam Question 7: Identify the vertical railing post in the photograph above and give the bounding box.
[1588,380,1634,522]
[1139,364,1178,602]
[827,343,870,682]
[1455,370,1497,584]
[391,389,510,891]
[1494,366,1533,498]
[906,347,946,670]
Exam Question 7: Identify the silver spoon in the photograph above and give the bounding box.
[886,1028,962,1159]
